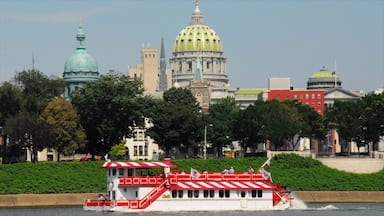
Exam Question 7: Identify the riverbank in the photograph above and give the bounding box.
[0,191,383,207]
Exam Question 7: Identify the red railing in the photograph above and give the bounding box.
[118,176,164,186]
[168,172,265,182]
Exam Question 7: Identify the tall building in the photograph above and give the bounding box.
[169,0,235,102]
[63,24,99,100]
[128,47,159,93]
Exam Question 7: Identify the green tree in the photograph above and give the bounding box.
[260,100,302,150]
[71,72,145,157]
[206,97,239,157]
[0,82,22,162]
[109,143,128,160]
[233,100,266,152]
[327,100,362,153]
[4,112,55,163]
[147,87,202,157]
[359,93,384,151]
[13,69,65,114]
[40,97,86,161]
[284,100,326,150]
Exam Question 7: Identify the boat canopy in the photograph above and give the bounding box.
[170,180,277,190]
[102,160,178,169]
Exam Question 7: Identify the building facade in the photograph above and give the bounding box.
[128,47,159,93]
[169,0,235,103]
[63,24,99,100]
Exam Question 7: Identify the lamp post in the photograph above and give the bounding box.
[204,124,213,160]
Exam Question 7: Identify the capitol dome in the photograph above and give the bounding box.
[307,66,341,89]
[173,1,222,53]
[64,26,98,73]
[173,25,222,52]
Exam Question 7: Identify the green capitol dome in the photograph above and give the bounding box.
[307,66,342,89]
[173,1,222,53]
[64,25,98,73]
[174,25,222,52]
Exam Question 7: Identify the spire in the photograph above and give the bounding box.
[76,20,86,49]
[191,0,204,25]
[194,55,204,81]
[158,37,168,91]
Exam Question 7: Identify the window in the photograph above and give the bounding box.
[119,168,124,176]
[178,190,184,198]
[258,190,263,198]
[305,94,309,99]
[225,190,230,198]
[312,94,315,99]
[241,191,246,198]
[219,190,224,198]
[207,62,210,69]
[134,146,138,156]
[112,168,116,176]
[194,190,199,198]
[317,94,321,99]
[188,190,193,198]
[209,190,215,198]
[139,146,143,156]
[172,190,177,198]
[203,190,209,198]
[251,190,257,198]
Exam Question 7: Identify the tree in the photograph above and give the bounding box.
[206,97,239,157]
[327,100,362,153]
[4,112,55,163]
[40,97,86,161]
[71,72,145,157]
[13,69,65,115]
[284,100,326,150]
[147,87,202,157]
[262,100,302,150]
[0,82,22,162]
[233,100,266,152]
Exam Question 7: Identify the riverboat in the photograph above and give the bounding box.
[83,158,292,212]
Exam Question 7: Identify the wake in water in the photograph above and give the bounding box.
[289,192,308,209]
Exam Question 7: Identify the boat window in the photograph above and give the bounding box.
[112,191,116,200]
[209,190,215,198]
[219,190,224,198]
[119,168,124,176]
[225,190,230,198]
[251,190,257,198]
[188,190,193,198]
[194,190,199,198]
[172,190,177,198]
[203,190,209,198]
[128,168,133,176]
[241,191,246,198]
[178,190,184,198]
[112,168,117,176]
[258,190,263,198]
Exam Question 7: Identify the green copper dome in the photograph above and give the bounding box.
[310,67,335,78]
[64,26,98,73]
[173,1,222,53]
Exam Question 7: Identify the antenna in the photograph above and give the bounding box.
[333,60,337,88]
[32,53,35,70]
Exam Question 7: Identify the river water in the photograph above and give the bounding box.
[0,203,383,216]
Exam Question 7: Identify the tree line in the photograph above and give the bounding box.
[0,69,383,163]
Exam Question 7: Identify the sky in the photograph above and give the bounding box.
[0,0,383,93]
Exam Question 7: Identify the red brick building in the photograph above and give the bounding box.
[267,89,325,115]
